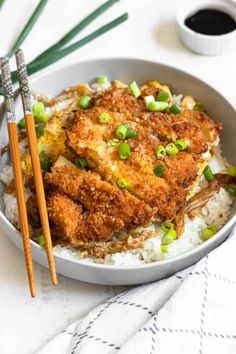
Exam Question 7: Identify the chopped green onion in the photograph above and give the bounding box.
[169,103,181,114]
[18,118,26,129]
[79,95,91,109]
[193,102,205,112]
[116,124,128,140]
[97,75,108,84]
[174,139,188,151]
[117,178,131,189]
[227,165,236,177]
[36,111,49,122]
[155,145,166,159]
[108,138,119,147]
[33,102,45,116]
[35,124,44,138]
[153,163,165,177]
[99,112,110,124]
[161,245,168,253]
[161,220,174,233]
[144,95,155,106]
[38,234,45,247]
[40,156,52,171]
[203,165,214,181]
[165,143,179,155]
[156,91,169,102]
[129,81,141,98]
[147,101,169,112]
[201,225,218,241]
[161,228,176,245]
[127,128,137,139]
[118,142,131,160]
[37,143,43,154]
[225,184,236,197]
[75,157,88,169]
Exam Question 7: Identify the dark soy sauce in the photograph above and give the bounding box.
[185,9,236,35]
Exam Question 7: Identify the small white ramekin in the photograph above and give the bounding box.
[176,0,236,55]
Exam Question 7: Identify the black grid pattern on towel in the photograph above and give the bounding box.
[56,251,236,354]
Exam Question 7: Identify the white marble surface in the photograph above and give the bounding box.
[0,0,235,353]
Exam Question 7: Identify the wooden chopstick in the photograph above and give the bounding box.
[0,57,36,297]
[15,49,57,286]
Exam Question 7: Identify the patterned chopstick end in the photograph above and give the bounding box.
[0,57,16,122]
[15,49,32,114]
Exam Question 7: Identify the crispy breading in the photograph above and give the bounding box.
[66,108,201,218]
[92,86,146,119]
[45,166,154,228]
[47,191,124,243]
[181,109,222,144]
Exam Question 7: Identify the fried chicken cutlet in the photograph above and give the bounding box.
[66,84,220,221]
[47,191,124,243]
[45,166,154,243]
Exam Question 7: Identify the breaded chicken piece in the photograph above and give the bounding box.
[66,108,201,218]
[181,109,221,144]
[47,191,124,243]
[140,111,210,154]
[91,84,220,151]
[45,166,154,227]
[92,86,146,119]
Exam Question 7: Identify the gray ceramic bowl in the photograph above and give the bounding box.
[0,58,235,285]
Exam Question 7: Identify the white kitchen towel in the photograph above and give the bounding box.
[38,226,236,354]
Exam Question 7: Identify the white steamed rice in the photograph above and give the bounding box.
[0,153,234,265]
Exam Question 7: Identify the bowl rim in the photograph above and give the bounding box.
[176,0,236,40]
[0,57,235,271]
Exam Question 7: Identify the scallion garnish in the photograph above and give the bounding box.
[144,95,155,106]
[33,102,49,123]
[129,81,141,98]
[79,95,91,109]
[174,139,187,151]
[165,143,179,155]
[169,103,181,114]
[38,234,45,247]
[117,178,131,189]
[18,118,26,130]
[203,165,213,181]
[116,124,128,139]
[147,101,169,112]
[97,75,108,84]
[225,184,236,197]
[155,145,166,159]
[40,156,52,171]
[126,128,137,139]
[37,143,43,154]
[161,220,174,233]
[76,157,88,169]
[35,125,44,138]
[201,225,218,241]
[161,228,176,245]
[107,138,119,147]
[161,245,168,253]
[227,165,236,177]
[156,91,169,102]
[193,102,205,112]
[153,163,165,177]
[118,142,131,160]
[99,112,110,124]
